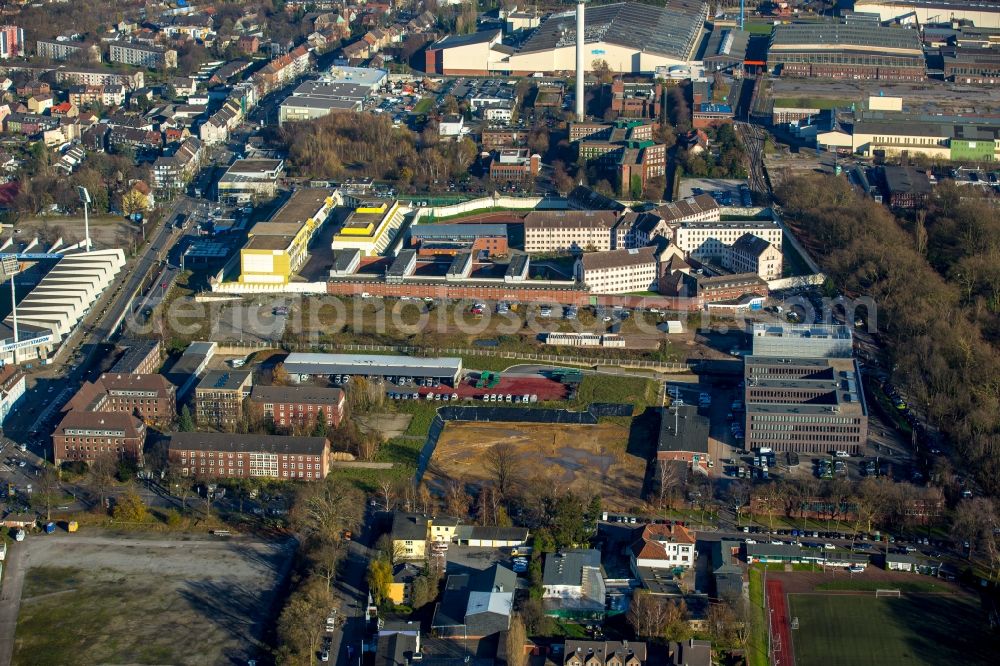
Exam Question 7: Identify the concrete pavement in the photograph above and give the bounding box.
[0,537,30,666]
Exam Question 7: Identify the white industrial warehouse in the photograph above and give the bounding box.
[1,248,126,364]
[424,1,709,76]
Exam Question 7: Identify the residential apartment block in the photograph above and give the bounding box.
[523,210,621,253]
[563,640,649,666]
[575,247,659,294]
[248,385,345,430]
[53,411,147,464]
[152,136,202,191]
[68,84,127,108]
[194,370,253,428]
[0,25,24,59]
[166,432,330,481]
[55,68,144,90]
[109,41,178,70]
[36,38,100,62]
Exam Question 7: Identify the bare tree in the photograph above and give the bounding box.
[627,589,669,639]
[309,539,346,590]
[377,477,396,511]
[35,464,62,523]
[444,478,470,519]
[657,459,686,508]
[290,476,364,542]
[505,613,527,666]
[484,443,520,499]
[87,453,118,512]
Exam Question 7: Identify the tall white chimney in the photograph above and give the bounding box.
[576,1,585,122]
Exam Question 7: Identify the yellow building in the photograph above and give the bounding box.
[331,200,406,257]
[239,189,337,284]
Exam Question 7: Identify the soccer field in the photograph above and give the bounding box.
[788,593,999,666]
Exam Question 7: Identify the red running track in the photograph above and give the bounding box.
[767,579,795,666]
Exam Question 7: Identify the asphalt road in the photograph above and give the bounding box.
[0,531,29,666]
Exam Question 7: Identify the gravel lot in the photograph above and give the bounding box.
[11,533,294,666]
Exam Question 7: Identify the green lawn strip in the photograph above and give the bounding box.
[747,566,769,666]
[814,579,944,593]
[771,97,850,110]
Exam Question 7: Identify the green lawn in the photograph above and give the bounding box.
[789,593,999,666]
[572,374,658,413]
[746,22,776,35]
[412,97,434,114]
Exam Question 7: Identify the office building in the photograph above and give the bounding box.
[751,323,854,359]
[53,411,147,464]
[743,355,869,455]
[194,370,253,428]
[217,159,284,204]
[166,432,330,481]
[64,373,176,425]
[248,384,345,430]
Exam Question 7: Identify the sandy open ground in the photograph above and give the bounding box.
[429,421,645,509]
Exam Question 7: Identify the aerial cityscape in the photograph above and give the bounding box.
[0,0,998,664]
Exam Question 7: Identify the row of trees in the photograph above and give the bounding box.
[775,175,1000,498]
[276,476,364,664]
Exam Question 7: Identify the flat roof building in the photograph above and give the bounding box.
[331,200,406,257]
[195,370,253,428]
[239,189,337,284]
[751,323,854,358]
[278,80,368,125]
[409,223,509,258]
[283,352,463,385]
[217,159,284,204]
[744,355,869,455]
[768,22,926,82]
[505,2,707,76]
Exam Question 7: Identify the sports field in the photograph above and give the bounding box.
[789,592,999,666]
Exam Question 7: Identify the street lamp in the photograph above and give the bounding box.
[77,186,92,251]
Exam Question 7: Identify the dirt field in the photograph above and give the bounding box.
[12,533,294,666]
[428,421,646,509]
[5,214,140,251]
